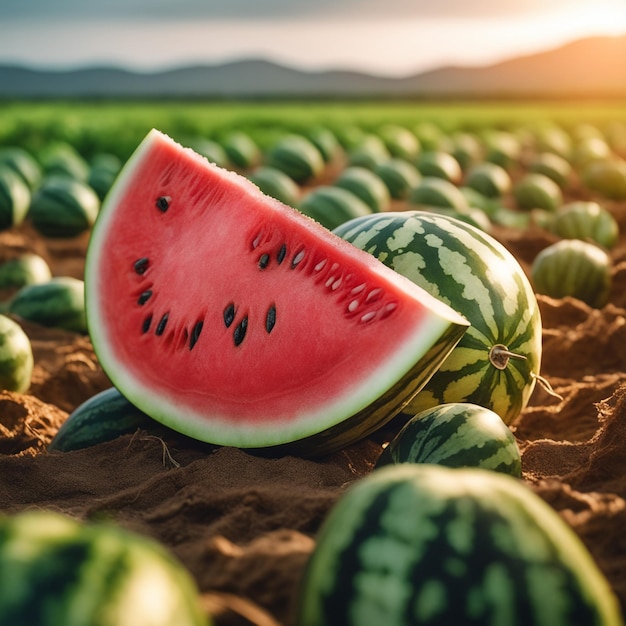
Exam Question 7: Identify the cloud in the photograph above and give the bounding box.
[0,0,577,21]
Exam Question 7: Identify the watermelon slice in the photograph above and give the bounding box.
[85,130,468,455]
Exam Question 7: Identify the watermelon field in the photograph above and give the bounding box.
[1,98,626,625]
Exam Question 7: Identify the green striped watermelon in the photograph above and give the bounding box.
[307,127,341,164]
[334,211,542,424]
[376,402,522,477]
[0,509,208,626]
[415,151,462,185]
[529,152,572,189]
[88,153,123,201]
[266,134,325,184]
[248,166,301,208]
[38,141,90,181]
[549,201,619,250]
[0,146,42,190]
[0,314,33,393]
[513,173,563,213]
[28,176,100,238]
[408,177,468,212]
[298,464,624,626]
[464,162,512,199]
[298,186,372,231]
[373,159,422,200]
[334,166,391,213]
[0,253,52,291]
[531,239,612,308]
[378,125,420,161]
[220,131,261,170]
[0,166,31,231]
[49,386,156,452]
[348,134,392,170]
[9,277,87,333]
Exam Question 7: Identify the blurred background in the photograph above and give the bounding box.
[0,0,625,98]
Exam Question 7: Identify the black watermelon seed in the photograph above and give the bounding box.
[233,316,248,346]
[189,321,203,350]
[155,313,169,336]
[265,305,276,333]
[223,303,236,328]
[142,314,153,334]
[258,253,270,269]
[137,290,152,305]
[134,257,149,275]
[156,196,171,212]
[277,244,287,264]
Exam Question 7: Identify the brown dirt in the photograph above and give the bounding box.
[1,191,626,624]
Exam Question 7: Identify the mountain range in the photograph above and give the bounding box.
[1,34,624,99]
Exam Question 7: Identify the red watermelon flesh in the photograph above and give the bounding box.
[85,130,468,454]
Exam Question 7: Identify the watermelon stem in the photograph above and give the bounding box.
[489,344,527,370]
[531,372,565,401]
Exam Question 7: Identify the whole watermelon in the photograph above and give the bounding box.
[0,166,31,231]
[28,176,100,238]
[298,464,624,626]
[335,211,542,424]
[376,402,522,477]
[0,509,208,626]
[0,314,33,392]
[0,253,52,291]
[8,276,87,333]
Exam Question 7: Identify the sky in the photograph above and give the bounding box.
[0,0,625,77]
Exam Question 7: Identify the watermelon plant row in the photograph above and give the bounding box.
[1,113,625,237]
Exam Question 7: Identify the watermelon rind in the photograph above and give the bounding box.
[85,130,469,455]
[298,464,624,626]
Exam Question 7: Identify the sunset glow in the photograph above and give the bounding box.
[0,0,623,75]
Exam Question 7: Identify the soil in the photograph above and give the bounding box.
[1,189,626,624]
